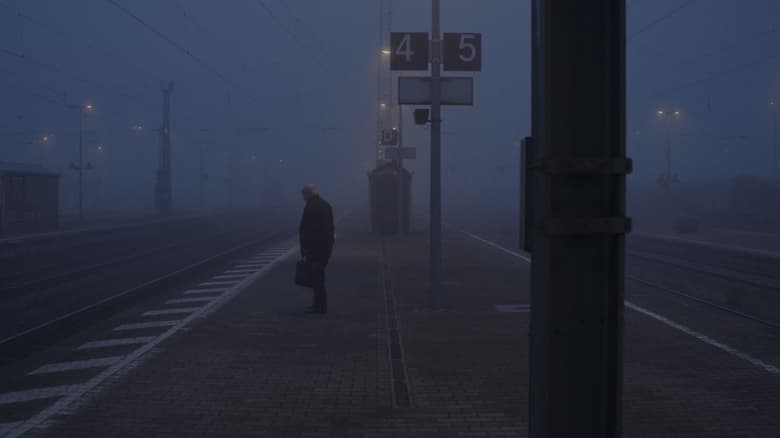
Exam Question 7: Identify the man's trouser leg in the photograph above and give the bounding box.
[311,258,328,312]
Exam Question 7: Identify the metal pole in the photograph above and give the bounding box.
[429,0,442,310]
[529,0,626,435]
[397,104,405,236]
[774,104,779,178]
[78,106,84,221]
[665,116,671,187]
[199,141,205,209]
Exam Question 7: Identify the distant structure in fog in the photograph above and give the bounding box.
[376,0,394,165]
[155,81,174,215]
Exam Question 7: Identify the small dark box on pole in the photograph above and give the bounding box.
[413,109,430,125]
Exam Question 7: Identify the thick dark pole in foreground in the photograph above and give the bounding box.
[529,0,628,436]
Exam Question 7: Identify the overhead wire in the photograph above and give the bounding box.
[0,81,60,106]
[103,0,262,104]
[0,47,100,89]
[0,1,240,130]
[251,0,328,71]
[643,47,780,100]
[0,1,108,55]
[627,0,780,102]
[629,0,697,41]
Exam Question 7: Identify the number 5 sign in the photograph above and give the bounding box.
[443,33,482,71]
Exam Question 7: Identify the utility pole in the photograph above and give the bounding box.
[65,101,93,221]
[528,0,628,436]
[377,0,394,165]
[199,128,208,210]
[156,81,174,215]
[665,115,671,185]
[772,100,779,177]
[657,109,680,189]
[429,0,442,310]
[78,107,84,219]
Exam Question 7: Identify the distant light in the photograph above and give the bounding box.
[97,145,104,151]
[42,135,50,143]
[657,110,664,116]
[381,49,391,55]
[85,103,94,111]
[279,159,284,163]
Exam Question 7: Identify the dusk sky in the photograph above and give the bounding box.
[1,0,779,212]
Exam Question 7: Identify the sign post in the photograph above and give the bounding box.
[430,0,442,311]
[397,105,405,237]
[389,3,482,311]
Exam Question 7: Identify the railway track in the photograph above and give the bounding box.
[0,209,297,364]
[626,235,780,331]
[0,219,216,294]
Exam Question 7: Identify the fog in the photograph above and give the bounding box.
[1,0,779,232]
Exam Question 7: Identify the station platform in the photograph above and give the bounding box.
[20,215,779,437]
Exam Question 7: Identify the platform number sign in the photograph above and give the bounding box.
[443,33,482,71]
[381,129,398,146]
[390,32,429,71]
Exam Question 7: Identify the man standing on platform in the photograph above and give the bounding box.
[299,184,335,314]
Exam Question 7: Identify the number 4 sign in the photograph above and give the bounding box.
[443,33,482,72]
[390,32,429,71]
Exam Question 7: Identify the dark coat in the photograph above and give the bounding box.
[299,195,334,262]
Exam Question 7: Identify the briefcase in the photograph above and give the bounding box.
[295,260,322,288]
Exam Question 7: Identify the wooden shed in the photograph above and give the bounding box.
[0,162,60,235]
[368,162,412,235]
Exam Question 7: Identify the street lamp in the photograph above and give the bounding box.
[656,108,682,190]
[65,102,94,220]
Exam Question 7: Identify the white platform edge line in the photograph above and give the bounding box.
[142,307,201,317]
[5,244,297,438]
[165,297,215,305]
[0,385,83,406]
[78,337,156,350]
[633,231,780,261]
[113,320,182,331]
[184,289,225,295]
[29,357,124,375]
[624,302,780,375]
[456,228,780,376]
[0,422,23,434]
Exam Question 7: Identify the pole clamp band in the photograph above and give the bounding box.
[540,158,633,175]
[544,216,632,235]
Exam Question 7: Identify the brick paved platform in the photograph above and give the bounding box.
[31,215,780,437]
[34,216,526,437]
